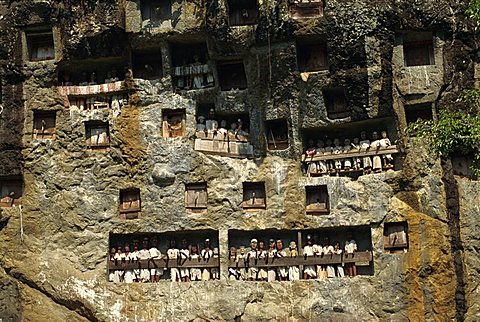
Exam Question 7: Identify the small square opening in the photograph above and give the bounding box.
[141,0,172,26]
[85,121,110,150]
[383,222,408,252]
[296,39,328,72]
[451,154,476,178]
[119,189,141,219]
[26,30,55,61]
[266,119,289,150]
[227,0,259,26]
[33,111,56,140]
[305,185,329,214]
[185,183,208,211]
[218,61,247,91]
[162,109,186,138]
[132,49,163,80]
[403,32,435,67]
[323,88,349,119]
[405,103,433,125]
[242,182,266,209]
[0,177,23,207]
[289,0,324,19]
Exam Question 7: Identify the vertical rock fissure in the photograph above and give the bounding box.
[440,156,466,321]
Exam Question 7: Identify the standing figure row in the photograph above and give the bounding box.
[109,237,219,283]
[304,130,395,176]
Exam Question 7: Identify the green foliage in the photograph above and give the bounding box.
[466,0,480,28]
[407,93,480,175]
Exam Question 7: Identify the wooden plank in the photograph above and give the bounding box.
[301,146,399,162]
[228,251,372,268]
[108,258,220,270]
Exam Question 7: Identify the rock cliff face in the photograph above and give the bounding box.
[0,0,478,321]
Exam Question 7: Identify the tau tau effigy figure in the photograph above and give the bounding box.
[247,239,259,281]
[380,131,394,169]
[267,239,277,282]
[332,138,343,173]
[124,246,136,284]
[201,239,213,281]
[315,139,328,174]
[345,231,358,277]
[322,238,335,278]
[359,131,372,174]
[238,246,248,280]
[303,235,317,280]
[228,247,241,280]
[149,237,164,283]
[189,245,202,281]
[343,138,353,171]
[179,239,190,282]
[370,132,382,172]
[257,241,268,281]
[288,241,300,281]
[333,242,345,277]
[131,242,140,282]
[196,116,207,138]
[205,109,218,135]
[167,239,181,282]
[138,238,151,282]
[351,137,362,170]
[211,247,220,280]
[276,239,289,281]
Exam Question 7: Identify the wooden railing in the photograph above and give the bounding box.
[108,257,220,270]
[194,137,254,158]
[58,81,125,97]
[301,146,399,163]
[228,251,372,268]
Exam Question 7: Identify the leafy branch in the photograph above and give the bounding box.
[407,90,480,176]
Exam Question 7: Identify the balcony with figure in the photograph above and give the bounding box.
[171,42,214,93]
[194,107,253,158]
[301,120,400,178]
[57,59,128,112]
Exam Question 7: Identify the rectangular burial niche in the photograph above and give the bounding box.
[162,109,186,138]
[403,31,435,67]
[228,226,373,280]
[25,29,54,61]
[185,183,208,211]
[108,229,220,282]
[58,57,126,86]
[296,38,328,72]
[289,0,324,19]
[218,61,248,91]
[85,121,110,150]
[33,110,56,140]
[242,182,266,209]
[323,88,349,119]
[451,153,476,179]
[132,49,162,80]
[0,177,23,207]
[196,104,251,140]
[305,185,329,214]
[266,119,289,150]
[227,0,259,26]
[404,102,434,125]
[383,222,408,253]
[119,188,141,219]
[141,0,172,27]
[170,42,213,90]
[302,225,374,276]
[301,117,400,177]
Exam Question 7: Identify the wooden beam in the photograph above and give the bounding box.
[108,258,220,270]
[301,146,399,162]
[228,251,372,268]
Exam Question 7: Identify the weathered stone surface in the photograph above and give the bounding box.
[0,0,478,321]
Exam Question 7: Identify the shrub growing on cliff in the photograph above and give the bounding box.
[408,92,480,175]
[467,0,480,27]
